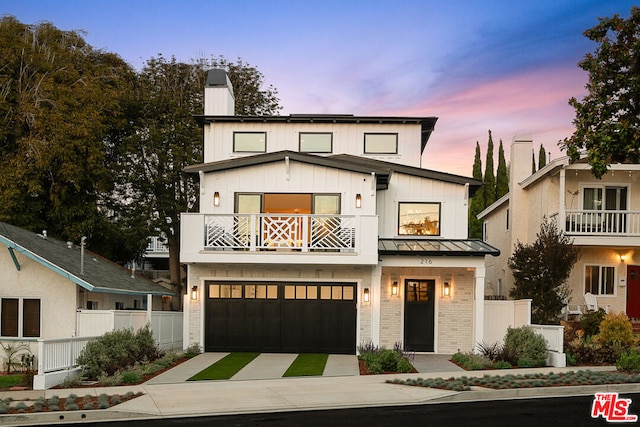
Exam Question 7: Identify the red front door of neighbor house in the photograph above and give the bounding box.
[626,265,640,319]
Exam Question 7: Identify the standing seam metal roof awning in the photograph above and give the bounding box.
[378,239,500,256]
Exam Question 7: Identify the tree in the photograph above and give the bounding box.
[561,6,640,179]
[468,142,484,238]
[112,55,281,306]
[495,140,509,199]
[483,131,496,208]
[508,217,581,324]
[0,16,141,260]
[538,144,547,170]
[532,149,536,174]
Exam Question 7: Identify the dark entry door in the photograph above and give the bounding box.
[404,279,435,352]
[627,266,640,318]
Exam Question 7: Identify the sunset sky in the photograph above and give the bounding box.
[3,0,636,176]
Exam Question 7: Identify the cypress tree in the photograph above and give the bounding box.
[468,142,484,239]
[495,140,509,199]
[532,149,536,174]
[483,131,496,208]
[538,144,547,169]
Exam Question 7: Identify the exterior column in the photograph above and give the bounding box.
[371,266,382,346]
[474,266,486,351]
[559,168,566,232]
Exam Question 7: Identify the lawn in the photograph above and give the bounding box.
[283,353,328,377]
[0,374,24,389]
[188,352,259,381]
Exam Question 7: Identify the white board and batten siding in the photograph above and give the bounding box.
[200,161,376,216]
[203,122,424,167]
[378,172,470,240]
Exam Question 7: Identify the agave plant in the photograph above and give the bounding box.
[0,342,32,374]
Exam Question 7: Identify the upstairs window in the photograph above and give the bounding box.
[299,133,332,153]
[398,202,440,236]
[364,133,398,154]
[233,132,266,152]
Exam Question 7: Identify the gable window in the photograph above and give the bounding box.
[398,202,440,236]
[585,265,615,296]
[233,132,266,152]
[364,133,398,154]
[1,298,41,338]
[299,133,332,153]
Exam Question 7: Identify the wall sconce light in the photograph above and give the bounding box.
[363,287,370,303]
[355,194,362,208]
[213,192,220,206]
[191,285,199,300]
[621,255,627,263]
[391,281,398,296]
[443,282,451,297]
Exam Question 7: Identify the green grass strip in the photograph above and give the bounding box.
[188,352,259,381]
[283,353,328,377]
[0,374,23,388]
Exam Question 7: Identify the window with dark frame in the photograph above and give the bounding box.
[299,133,332,153]
[233,132,267,152]
[398,202,441,236]
[364,133,398,154]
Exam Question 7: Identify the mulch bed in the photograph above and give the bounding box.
[1,392,144,414]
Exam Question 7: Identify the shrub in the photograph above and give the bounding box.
[580,309,606,337]
[357,341,414,374]
[76,324,163,379]
[477,341,502,361]
[450,351,493,370]
[616,349,640,373]
[594,312,637,363]
[503,326,548,367]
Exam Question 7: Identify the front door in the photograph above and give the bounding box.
[404,279,435,352]
[627,265,640,319]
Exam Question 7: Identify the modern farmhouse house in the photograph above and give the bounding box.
[181,70,499,355]
[479,136,640,318]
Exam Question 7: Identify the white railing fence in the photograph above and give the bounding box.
[29,310,183,389]
[553,210,640,236]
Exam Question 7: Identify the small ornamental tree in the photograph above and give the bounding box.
[508,217,580,324]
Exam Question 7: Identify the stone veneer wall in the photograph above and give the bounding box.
[379,267,475,353]
[186,263,373,349]
[438,269,474,354]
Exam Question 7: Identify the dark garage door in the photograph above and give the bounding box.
[204,282,356,354]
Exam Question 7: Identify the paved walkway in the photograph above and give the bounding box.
[0,354,633,426]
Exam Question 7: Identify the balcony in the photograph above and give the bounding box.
[181,213,379,265]
[144,236,169,258]
[552,210,640,246]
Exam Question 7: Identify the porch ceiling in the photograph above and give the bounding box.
[378,238,500,256]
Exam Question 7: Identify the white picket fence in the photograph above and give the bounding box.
[29,310,183,389]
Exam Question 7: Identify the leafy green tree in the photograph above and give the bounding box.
[538,144,547,169]
[561,6,640,178]
[112,55,281,304]
[468,142,484,238]
[0,16,141,260]
[483,131,496,208]
[495,140,509,199]
[508,217,581,324]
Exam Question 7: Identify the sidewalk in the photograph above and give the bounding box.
[1,354,637,426]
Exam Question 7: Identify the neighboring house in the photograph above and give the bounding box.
[479,136,640,318]
[0,221,174,341]
[181,69,499,355]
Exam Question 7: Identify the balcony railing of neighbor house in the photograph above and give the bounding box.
[203,214,357,252]
[552,210,640,236]
[146,236,169,253]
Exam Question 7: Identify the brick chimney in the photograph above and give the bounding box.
[204,69,235,116]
